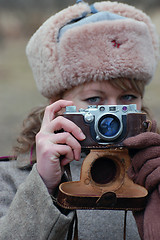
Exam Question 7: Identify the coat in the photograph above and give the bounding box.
[0,155,140,240]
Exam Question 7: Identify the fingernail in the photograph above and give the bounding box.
[80,132,86,140]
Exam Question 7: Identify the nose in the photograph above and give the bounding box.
[107,98,118,105]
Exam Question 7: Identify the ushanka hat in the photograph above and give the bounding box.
[26,0,159,98]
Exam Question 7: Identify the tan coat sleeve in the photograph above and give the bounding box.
[0,163,74,240]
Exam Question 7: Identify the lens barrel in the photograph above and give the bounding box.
[97,114,122,141]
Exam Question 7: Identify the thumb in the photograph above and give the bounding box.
[124,132,160,149]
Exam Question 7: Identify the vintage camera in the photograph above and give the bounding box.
[62,104,149,148]
[57,105,150,210]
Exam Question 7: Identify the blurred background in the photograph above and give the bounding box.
[0,0,160,156]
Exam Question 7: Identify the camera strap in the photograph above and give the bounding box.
[67,211,78,240]
[123,210,127,240]
[64,163,129,240]
[65,163,79,240]
[65,163,72,181]
[60,149,147,240]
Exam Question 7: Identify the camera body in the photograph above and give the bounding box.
[63,104,148,148]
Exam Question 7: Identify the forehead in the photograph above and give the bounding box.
[63,79,133,98]
[77,79,133,92]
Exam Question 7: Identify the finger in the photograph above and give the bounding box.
[145,166,160,191]
[136,159,160,190]
[50,132,82,161]
[130,146,160,173]
[42,100,74,126]
[50,145,75,168]
[36,133,74,162]
[45,116,86,141]
[60,157,75,167]
[124,132,160,149]
[50,144,74,163]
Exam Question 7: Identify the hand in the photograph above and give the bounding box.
[36,100,86,193]
[124,121,160,240]
[124,122,160,192]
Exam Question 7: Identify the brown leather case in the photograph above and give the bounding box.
[57,148,148,210]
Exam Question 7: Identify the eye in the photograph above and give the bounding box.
[121,94,138,102]
[85,96,101,104]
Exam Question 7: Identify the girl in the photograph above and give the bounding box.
[0,1,160,239]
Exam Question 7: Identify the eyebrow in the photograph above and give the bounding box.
[81,87,105,94]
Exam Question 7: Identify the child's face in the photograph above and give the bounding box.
[62,80,142,110]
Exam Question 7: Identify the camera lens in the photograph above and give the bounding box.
[98,114,121,140]
[91,157,117,184]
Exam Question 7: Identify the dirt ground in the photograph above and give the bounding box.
[0,10,160,156]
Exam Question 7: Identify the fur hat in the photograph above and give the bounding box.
[26,1,159,98]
